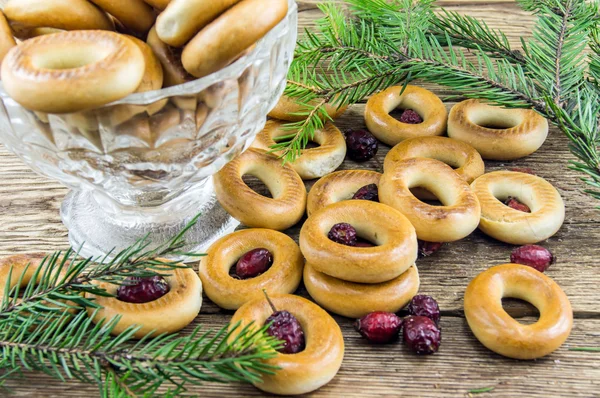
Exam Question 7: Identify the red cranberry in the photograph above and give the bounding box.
[345,129,379,162]
[355,312,402,343]
[235,248,273,279]
[399,109,423,124]
[328,223,357,246]
[418,240,443,257]
[352,184,379,202]
[402,316,441,355]
[505,197,531,212]
[407,295,440,325]
[117,275,170,304]
[510,167,535,175]
[511,245,555,273]
[263,292,306,354]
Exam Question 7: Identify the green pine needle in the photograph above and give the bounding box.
[468,386,495,394]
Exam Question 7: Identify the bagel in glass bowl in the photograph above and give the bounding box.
[0,0,298,258]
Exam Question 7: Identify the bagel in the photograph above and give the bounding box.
[300,200,418,284]
[4,0,114,32]
[143,0,171,10]
[199,229,304,310]
[230,294,344,395]
[380,157,481,242]
[1,30,145,113]
[307,169,382,216]
[156,0,241,47]
[214,148,307,231]
[86,267,202,338]
[447,99,549,160]
[252,120,346,180]
[181,0,288,78]
[470,171,565,244]
[11,27,64,41]
[465,263,572,359]
[384,136,484,183]
[89,0,155,35]
[0,254,44,302]
[304,263,420,318]
[147,25,194,87]
[268,94,348,122]
[365,85,448,146]
[0,11,16,67]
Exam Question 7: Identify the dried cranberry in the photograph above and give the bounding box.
[263,292,306,354]
[235,248,273,279]
[402,316,441,355]
[328,223,357,246]
[345,129,379,162]
[418,240,443,257]
[511,245,555,273]
[117,275,170,304]
[355,312,402,343]
[510,167,535,175]
[505,197,531,212]
[352,184,379,202]
[407,295,441,325]
[399,109,423,124]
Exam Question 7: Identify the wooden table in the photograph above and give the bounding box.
[1,1,599,396]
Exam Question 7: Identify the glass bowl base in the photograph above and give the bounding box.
[60,179,239,260]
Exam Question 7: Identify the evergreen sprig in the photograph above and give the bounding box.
[0,216,281,396]
[279,0,600,206]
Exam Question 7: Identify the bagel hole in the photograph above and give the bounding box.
[32,48,111,70]
[410,187,445,206]
[471,114,519,130]
[501,298,540,325]
[305,140,321,149]
[242,174,273,198]
[494,194,533,213]
[355,236,379,248]
[389,107,424,124]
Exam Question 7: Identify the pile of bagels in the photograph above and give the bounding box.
[202,83,573,394]
[0,0,288,113]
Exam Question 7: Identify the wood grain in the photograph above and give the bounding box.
[0,1,599,397]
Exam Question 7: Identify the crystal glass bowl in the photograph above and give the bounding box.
[0,0,298,258]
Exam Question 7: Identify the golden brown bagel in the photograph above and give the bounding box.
[87,267,202,338]
[304,263,420,318]
[465,263,572,359]
[143,0,171,10]
[2,30,145,113]
[147,25,194,87]
[471,171,565,244]
[127,35,164,93]
[156,0,241,47]
[4,0,114,32]
[300,200,418,284]
[0,11,16,67]
[306,169,382,216]
[230,294,344,395]
[199,229,304,310]
[384,136,484,183]
[380,157,481,242]
[11,27,64,41]
[447,99,549,160]
[365,85,448,146]
[0,254,44,302]
[182,0,288,78]
[252,120,346,180]
[268,94,348,122]
[214,148,307,231]
[89,0,155,35]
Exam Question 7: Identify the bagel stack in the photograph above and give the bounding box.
[300,200,420,318]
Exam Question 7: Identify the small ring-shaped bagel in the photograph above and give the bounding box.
[307,169,382,216]
[182,0,288,78]
[214,148,307,231]
[0,11,16,66]
[230,294,344,395]
[252,120,346,180]
[448,99,549,160]
[268,94,348,122]
[0,254,44,302]
[87,267,202,338]
[384,136,484,183]
[304,263,420,318]
[4,0,114,32]
[89,0,155,35]
[471,171,565,244]
[300,200,417,284]
[2,30,145,113]
[147,26,194,87]
[465,263,573,359]
[199,229,304,310]
[380,157,481,242]
[365,85,448,146]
